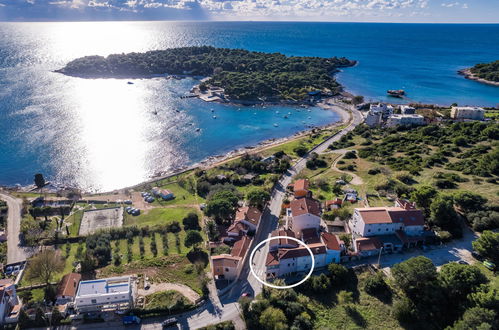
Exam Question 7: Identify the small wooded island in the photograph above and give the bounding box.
[459,60,499,87]
[57,46,356,102]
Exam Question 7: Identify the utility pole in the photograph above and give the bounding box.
[377,247,384,268]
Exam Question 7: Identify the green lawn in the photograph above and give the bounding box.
[151,181,204,207]
[124,206,200,227]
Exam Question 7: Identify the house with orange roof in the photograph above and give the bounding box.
[211,236,251,281]
[288,197,321,233]
[265,229,343,279]
[350,199,426,253]
[292,179,310,198]
[56,273,81,314]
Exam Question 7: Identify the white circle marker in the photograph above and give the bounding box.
[249,235,315,289]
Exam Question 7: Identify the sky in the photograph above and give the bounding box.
[0,0,498,23]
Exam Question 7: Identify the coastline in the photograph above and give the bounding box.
[3,100,350,195]
[458,68,499,87]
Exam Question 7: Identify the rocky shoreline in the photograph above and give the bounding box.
[458,68,499,87]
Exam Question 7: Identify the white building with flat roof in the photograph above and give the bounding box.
[386,114,425,127]
[74,276,133,313]
[451,106,485,120]
[400,105,416,114]
[370,103,394,117]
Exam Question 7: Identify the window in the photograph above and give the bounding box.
[386,228,388,231]
[368,229,371,232]
[225,268,229,272]
[378,228,381,231]
[91,299,97,304]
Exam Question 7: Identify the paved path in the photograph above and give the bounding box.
[329,149,364,185]
[55,103,362,330]
[0,191,32,264]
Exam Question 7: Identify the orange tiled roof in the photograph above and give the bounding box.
[321,232,342,251]
[290,197,321,217]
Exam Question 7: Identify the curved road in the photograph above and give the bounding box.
[0,192,31,264]
[60,103,363,330]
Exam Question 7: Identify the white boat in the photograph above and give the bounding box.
[213,115,217,119]
[273,123,279,127]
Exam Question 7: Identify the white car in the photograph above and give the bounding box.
[12,265,20,276]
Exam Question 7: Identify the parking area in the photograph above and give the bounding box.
[79,207,123,235]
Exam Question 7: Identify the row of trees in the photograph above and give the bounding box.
[60,46,355,101]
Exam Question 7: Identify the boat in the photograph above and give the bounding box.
[212,115,217,119]
[195,128,201,132]
[387,89,405,98]
[127,81,134,85]
[273,123,279,127]
[284,115,289,119]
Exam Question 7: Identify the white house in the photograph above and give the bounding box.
[265,230,342,279]
[0,279,21,325]
[450,106,485,121]
[370,103,394,117]
[400,105,416,114]
[289,197,321,233]
[365,111,382,127]
[74,276,134,313]
[386,114,425,127]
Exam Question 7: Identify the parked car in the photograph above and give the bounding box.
[124,200,133,205]
[483,261,496,271]
[123,316,141,325]
[458,260,469,265]
[131,209,140,216]
[162,318,178,328]
[241,292,252,298]
[4,266,12,275]
[141,192,148,197]
[146,197,155,203]
[125,206,132,212]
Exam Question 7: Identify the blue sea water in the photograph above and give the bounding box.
[0,22,498,191]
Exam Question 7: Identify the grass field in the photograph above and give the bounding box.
[124,206,200,227]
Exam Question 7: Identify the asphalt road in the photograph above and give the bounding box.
[55,103,363,330]
[0,191,31,264]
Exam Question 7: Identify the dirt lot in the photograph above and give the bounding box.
[79,207,123,235]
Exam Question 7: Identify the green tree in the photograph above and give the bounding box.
[259,306,287,330]
[469,284,499,311]
[184,230,203,248]
[430,195,460,236]
[438,263,488,301]
[410,185,438,214]
[293,145,308,157]
[448,307,496,330]
[453,191,488,212]
[26,249,65,285]
[327,263,348,286]
[51,306,64,325]
[247,189,271,210]
[472,230,499,263]
[392,256,437,296]
[183,212,200,230]
[205,190,239,221]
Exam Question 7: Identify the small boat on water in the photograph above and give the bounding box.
[276,111,279,114]
[284,115,289,119]
[273,123,279,127]
[195,128,201,132]
[211,109,214,112]
[213,115,217,119]
[387,89,405,98]
[127,81,134,85]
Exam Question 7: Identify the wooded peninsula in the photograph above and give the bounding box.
[57,46,356,101]
[470,60,499,82]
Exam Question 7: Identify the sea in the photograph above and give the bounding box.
[0,22,498,192]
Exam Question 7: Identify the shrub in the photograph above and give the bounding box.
[293,145,308,157]
[343,151,357,159]
[364,273,389,296]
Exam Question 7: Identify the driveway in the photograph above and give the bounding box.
[0,191,32,264]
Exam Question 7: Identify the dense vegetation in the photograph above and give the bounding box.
[470,60,499,82]
[58,46,355,101]
[240,257,498,330]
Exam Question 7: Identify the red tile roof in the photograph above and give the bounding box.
[356,237,382,251]
[271,229,298,247]
[57,273,81,298]
[290,197,321,217]
[235,206,262,226]
[356,206,424,226]
[321,232,342,251]
[301,228,321,244]
[231,236,251,258]
[294,179,309,192]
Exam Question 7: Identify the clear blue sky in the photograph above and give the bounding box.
[0,0,498,23]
